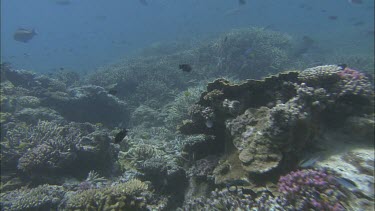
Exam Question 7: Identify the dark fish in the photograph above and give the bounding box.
[334,177,357,190]
[114,129,128,143]
[179,64,192,72]
[95,15,107,21]
[328,16,338,20]
[243,47,253,56]
[239,0,246,5]
[224,36,228,42]
[298,155,320,168]
[338,64,347,69]
[139,0,148,6]
[108,89,118,95]
[365,30,374,36]
[241,188,257,198]
[13,28,37,43]
[302,35,315,45]
[293,35,315,57]
[256,189,275,197]
[353,21,365,26]
[226,179,250,187]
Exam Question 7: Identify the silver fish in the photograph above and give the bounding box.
[13,28,37,43]
[205,119,214,128]
[298,155,320,168]
[334,177,357,190]
[56,0,71,5]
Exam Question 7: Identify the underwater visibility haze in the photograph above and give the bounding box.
[0,0,374,210]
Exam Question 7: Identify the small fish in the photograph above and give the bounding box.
[348,0,363,4]
[139,0,148,6]
[239,0,246,5]
[108,89,118,95]
[179,64,192,72]
[95,15,107,21]
[55,0,71,5]
[243,47,253,57]
[224,36,228,42]
[353,21,365,26]
[205,119,214,128]
[328,16,338,20]
[114,129,128,143]
[298,155,320,168]
[302,35,314,45]
[13,28,37,43]
[334,177,357,190]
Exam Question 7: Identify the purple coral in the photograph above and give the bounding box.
[278,169,346,211]
[337,67,365,80]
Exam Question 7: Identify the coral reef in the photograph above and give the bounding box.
[1,28,374,211]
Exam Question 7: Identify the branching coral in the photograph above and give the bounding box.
[125,144,166,167]
[163,85,205,130]
[178,187,286,211]
[64,179,151,210]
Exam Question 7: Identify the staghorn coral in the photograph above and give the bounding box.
[77,170,107,191]
[124,143,166,168]
[163,84,205,130]
[14,107,65,124]
[64,179,152,210]
[130,104,163,127]
[2,121,67,171]
[2,120,118,178]
[178,186,287,211]
[0,184,65,211]
[16,121,80,173]
[52,69,81,87]
[87,27,294,116]
[43,85,129,127]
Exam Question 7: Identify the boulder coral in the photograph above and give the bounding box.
[179,65,374,187]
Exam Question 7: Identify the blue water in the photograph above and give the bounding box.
[1,0,374,74]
